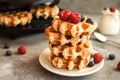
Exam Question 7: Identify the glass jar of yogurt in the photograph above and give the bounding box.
[99,7,120,35]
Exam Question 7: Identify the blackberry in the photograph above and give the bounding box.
[109,54,115,60]
[87,61,95,67]
[5,50,12,56]
[86,18,93,24]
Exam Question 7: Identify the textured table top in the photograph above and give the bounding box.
[0,16,120,80]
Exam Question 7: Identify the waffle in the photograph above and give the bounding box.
[49,53,90,70]
[0,11,32,27]
[30,5,59,19]
[51,16,97,37]
[45,12,97,70]
[49,41,92,59]
[45,26,90,46]
[16,11,33,26]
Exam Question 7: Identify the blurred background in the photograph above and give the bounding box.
[58,0,120,15]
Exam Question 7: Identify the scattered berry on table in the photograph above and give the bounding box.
[110,7,116,12]
[69,12,81,24]
[117,61,120,71]
[5,50,12,56]
[59,9,71,21]
[93,53,103,64]
[3,44,10,49]
[87,61,95,67]
[18,45,27,54]
[109,54,115,60]
[86,18,93,24]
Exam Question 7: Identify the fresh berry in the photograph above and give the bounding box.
[5,50,12,56]
[103,7,107,10]
[93,53,103,64]
[18,45,27,54]
[86,18,93,24]
[69,12,81,24]
[109,54,115,60]
[110,7,116,12]
[117,61,120,71]
[87,61,95,67]
[81,15,85,22]
[59,10,71,21]
[3,44,10,49]
[90,53,93,59]
[50,0,60,7]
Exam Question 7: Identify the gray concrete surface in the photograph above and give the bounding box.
[58,0,120,14]
[0,0,120,80]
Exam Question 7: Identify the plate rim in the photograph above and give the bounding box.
[39,48,104,77]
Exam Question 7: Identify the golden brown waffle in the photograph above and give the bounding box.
[49,41,92,60]
[45,26,90,46]
[0,11,32,27]
[49,53,90,70]
[52,16,97,37]
[30,5,59,19]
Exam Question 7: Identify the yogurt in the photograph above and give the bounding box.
[99,7,120,35]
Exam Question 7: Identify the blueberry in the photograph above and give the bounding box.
[4,44,10,49]
[103,7,107,10]
[5,50,12,56]
[50,0,60,7]
[87,61,95,67]
[86,18,93,24]
[109,54,115,60]
[90,53,93,59]
[81,15,85,22]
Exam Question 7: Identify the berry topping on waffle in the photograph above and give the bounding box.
[110,7,116,12]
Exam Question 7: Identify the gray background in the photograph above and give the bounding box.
[58,0,120,14]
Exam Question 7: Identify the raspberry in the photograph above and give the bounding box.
[110,7,116,12]
[117,61,120,71]
[93,53,103,64]
[18,45,27,54]
[69,12,81,24]
[59,10,71,21]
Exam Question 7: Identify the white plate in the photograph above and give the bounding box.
[39,48,104,77]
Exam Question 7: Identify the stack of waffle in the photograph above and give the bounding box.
[45,15,97,70]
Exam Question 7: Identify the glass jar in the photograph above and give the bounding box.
[99,8,120,35]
